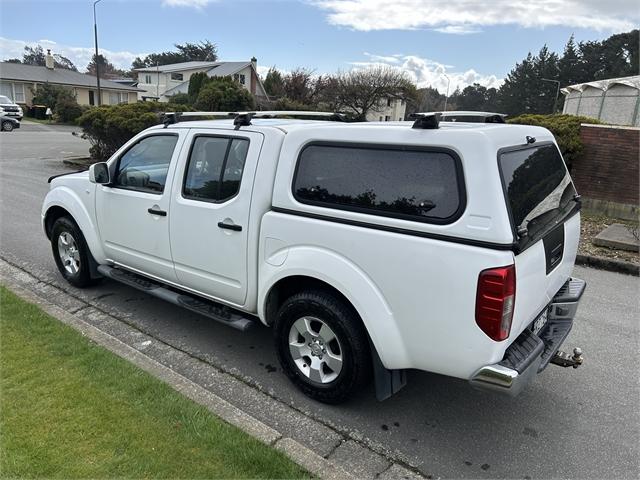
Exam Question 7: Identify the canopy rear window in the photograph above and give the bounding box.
[499,143,577,235]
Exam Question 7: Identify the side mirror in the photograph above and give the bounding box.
[89,162,110,185]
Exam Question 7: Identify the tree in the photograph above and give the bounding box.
[449,83,498,112]
[282,68,316,105]
[31,83,76,110]
[188,71,209,102]
[20,45,77,70]
[263,67,285,98]
[329,66,414,120]
[86,54,129,79]
[194,77,254,111]
[132,40,217,69]
[4,58,22,64]
[558,35,582,87]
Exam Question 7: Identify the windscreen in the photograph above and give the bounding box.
[499,144,577,232]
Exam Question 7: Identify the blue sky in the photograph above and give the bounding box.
[0,0,637,92]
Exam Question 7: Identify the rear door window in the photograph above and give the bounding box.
[293,144,465,223]
[499,143,577,239]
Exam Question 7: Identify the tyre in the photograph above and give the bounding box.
[51,216,99,288]
[2,121,13,132]
[274,290,371,404]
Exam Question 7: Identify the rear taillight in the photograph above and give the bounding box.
[475,265,516,341]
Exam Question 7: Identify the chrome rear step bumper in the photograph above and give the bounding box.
[470,277,586,395]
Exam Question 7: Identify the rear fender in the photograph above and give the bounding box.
[259,245,410,368]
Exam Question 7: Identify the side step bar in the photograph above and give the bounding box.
[97,265,254,332]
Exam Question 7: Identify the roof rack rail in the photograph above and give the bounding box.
[409,112,441,130]
[161,111,347,129]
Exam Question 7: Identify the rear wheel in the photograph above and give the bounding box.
[274,290,371,404]
[51,216,99,288]
[2,121,14,132]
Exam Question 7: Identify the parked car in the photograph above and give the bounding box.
[42,111,586,403]
[0,95,24,121]
[0,115,20,132]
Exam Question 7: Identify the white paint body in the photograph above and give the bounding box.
[42,120,580,381]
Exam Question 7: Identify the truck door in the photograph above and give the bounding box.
[96,132,184,282]
[169,129,264,306]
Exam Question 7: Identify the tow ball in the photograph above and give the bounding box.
[550,347,584,368]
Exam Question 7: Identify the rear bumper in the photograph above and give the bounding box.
[470,277,586,395]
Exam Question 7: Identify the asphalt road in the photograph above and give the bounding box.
[1,124,639,479]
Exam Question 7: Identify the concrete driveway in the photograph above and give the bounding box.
[1,126,638,479]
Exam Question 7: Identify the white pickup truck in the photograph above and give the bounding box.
[42,111,586,403]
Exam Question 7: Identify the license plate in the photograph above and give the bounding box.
[532,310,548,335]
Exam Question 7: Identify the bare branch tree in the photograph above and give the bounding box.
[326,66,415,120]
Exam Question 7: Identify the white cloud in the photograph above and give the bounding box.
[161,0,215,8]
[0,37,145,71]
[350,53,503,93]
[313,0,638,33]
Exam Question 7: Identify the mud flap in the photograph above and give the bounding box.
[370,340,407,401]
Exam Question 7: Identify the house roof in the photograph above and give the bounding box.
[163,61,268,98]
[133,61,219,73]
[0,62,142,91]
[561,75,640,94]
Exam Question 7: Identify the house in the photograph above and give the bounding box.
[0,51,141,106]
[366,97,407,122]
[562,75,640,127]
[133,58,268,102]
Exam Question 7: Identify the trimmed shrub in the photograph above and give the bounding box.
[166,92,191,105]
[77,102,192,160]
[508,114,601,169]
[194,77,254,112]
[54,99,84,123]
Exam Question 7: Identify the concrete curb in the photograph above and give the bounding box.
[576,254,639,276]
[0,259,428,479]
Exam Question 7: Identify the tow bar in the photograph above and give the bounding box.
[550,347,584,368]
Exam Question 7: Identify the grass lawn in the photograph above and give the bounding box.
[0,286,309,479]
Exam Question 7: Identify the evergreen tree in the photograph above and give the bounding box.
[263,67,285,98]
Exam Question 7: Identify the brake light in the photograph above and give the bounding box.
[475,265,516,341]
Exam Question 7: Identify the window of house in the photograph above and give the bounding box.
[183,136,250,202]
[0,82,12,99]
[379,116,383,122]
[294,144,465,223]
[171,72,183,81]
[387,98,392,107]
[109,92,118,105]
[114,135,179,194]
[13,83,25,103]
[385,115,391,121]
[145,74,152,84]
[239,74,246,85]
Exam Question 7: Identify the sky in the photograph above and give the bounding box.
[0,0,638,93]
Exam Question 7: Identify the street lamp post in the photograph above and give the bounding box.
[443,73,451,112]
[542,78,561,113]
[93,0,103,106]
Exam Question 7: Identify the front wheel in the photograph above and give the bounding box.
[2,121,14,132]
[274,290,371,404]
[51,216,99,288]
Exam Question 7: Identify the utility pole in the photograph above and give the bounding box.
[542,78,561,113]
[93,0,103,105]
[443,73,451,112]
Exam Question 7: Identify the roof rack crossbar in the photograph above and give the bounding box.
[161,110,347,128]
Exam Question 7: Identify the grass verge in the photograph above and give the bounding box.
[0,286,309,479]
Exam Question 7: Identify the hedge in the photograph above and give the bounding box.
[77,102,192,160]
[508,114,601,169]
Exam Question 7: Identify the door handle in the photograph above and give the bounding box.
[147,208,167,217]
[218,221,242,232]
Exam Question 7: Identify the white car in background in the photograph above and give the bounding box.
[0,95,23,121]
[42,111,586,403]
